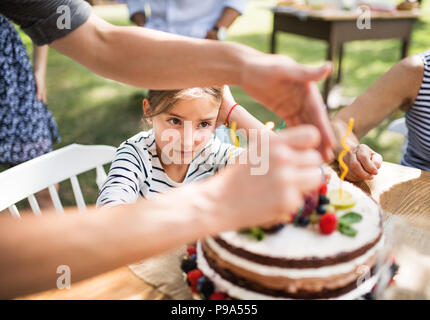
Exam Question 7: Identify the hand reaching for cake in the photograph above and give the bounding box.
[240,54,335,162]
[209,125,323,230]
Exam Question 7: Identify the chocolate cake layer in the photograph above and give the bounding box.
[202,242,378,299]
[213,230,382,268]
[202,239,379,294]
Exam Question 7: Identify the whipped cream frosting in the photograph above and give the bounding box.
[204,236,384,279]
[197,242,380,300]
[218,177,381,259]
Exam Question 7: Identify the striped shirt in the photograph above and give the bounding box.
[97,129,242,208]
[402,50,430,172]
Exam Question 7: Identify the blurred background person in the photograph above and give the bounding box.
[126,0,248,41]
[0,14,59,208]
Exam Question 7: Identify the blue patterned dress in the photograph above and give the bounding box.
[0,14,59,165]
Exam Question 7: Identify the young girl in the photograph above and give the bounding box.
[97,86,271,208]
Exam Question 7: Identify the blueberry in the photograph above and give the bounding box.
[319,194,330,205]
[190,254,197,262]
[316,204,326,215]
[181,258,197,273]
[197,276,214,299]
[390,262,399,277]
[298,216,310,227]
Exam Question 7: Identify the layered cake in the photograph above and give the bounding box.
[181,174,392,300]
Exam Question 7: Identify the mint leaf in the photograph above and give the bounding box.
[294,206,305,226]
[338,223,358,237]
[250,227,265,241]
[338,212,362,225]
[239,227,265,241]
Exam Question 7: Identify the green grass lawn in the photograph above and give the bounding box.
[13,0,430,206]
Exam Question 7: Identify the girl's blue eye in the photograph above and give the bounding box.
[200,121,211,128]
[168,118,181,125]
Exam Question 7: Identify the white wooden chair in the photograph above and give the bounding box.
[0,144,116,218]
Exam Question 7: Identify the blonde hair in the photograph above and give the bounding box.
[143,87,224,119]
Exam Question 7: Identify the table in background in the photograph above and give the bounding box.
[20,161,430,299]
[270,7,421,103]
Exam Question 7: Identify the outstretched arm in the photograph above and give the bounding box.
[0,126,322,299]
[50,13,246,90]
[50,13,334,160]
[332,55,424,181]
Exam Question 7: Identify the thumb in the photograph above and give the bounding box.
[292,62,333,82]
[372,152,383,169]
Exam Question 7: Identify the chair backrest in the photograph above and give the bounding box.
[387,118,408,136]
[0,144,116,217]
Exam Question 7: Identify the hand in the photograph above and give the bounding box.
[240,54,334,161]
[216,85,236,127]
[205,29,218,40]
[343,144,383,182]
[209,125,323,229]
[34,71,47,103]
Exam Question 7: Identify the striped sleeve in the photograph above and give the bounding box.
[96,140,149,209]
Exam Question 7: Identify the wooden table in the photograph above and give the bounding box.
[20,161,430,300]
[270,7,421,103]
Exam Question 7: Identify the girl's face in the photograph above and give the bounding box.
[144,94,220,165]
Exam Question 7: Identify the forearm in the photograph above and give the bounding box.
[216,7,241,28]
[50,14,257,89]
[333,55,424,141]
[0,182,223,299]
[33,44,48,78]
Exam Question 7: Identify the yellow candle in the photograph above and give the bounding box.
[227,121,240,160]
[230,121,240,147]
[338,118,355,199]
